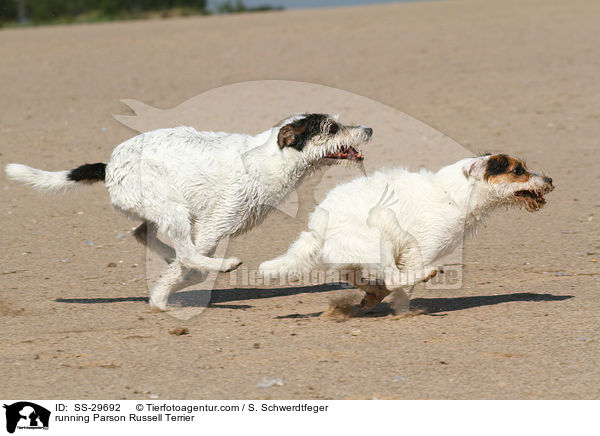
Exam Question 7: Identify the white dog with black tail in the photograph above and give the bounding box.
[6,113,372,310]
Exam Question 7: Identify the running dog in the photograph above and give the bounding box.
[6,113,372,310]
[260,154,554,314]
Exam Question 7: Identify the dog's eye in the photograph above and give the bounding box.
[513,166,525,176]
[328,124,339,135]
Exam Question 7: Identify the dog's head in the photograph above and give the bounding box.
[275,113,372,165]
[464,154,554,212]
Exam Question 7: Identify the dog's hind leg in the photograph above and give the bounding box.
[133,221,176,263]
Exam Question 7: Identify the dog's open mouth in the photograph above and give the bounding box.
[325,145,363,161]
[515,189,546,211]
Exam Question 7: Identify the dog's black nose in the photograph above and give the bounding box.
[544,176,553,185]
[364,127,373,137]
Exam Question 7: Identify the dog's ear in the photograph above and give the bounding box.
[278,123,308,150]
[277,125,297,149]
[463,157,487,179]
[277,114,326,150]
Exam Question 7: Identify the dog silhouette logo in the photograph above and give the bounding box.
[3,402,50,433]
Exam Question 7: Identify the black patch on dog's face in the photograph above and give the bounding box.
[278,114,328,151]
[484,154,510,180]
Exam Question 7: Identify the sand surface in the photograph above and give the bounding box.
[1,0,599,399]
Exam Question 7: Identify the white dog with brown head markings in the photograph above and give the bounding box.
[260,154,554,314]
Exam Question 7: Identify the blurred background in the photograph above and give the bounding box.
[0,0,417,26]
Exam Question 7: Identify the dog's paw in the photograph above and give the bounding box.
[148,298,168,312]
[259,263,279,281]
[222,257,243,273]
[260,270,279,283]
[421,266,441,283]
[259,264,303,284]
[258,261,284,280]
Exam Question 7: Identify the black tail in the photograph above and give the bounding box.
[67,163,106,183]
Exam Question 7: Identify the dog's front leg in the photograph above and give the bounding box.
[360,286,390,311]
[384,265,438,290]
[149,261,184,310]
[346,270,390,311]
[386,286,415,315]
[172,268,209,293]
[172,234,242,273]
[187,226,243,273]
[180,253,242,273]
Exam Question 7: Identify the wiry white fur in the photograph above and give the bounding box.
[5,113,371,311]
[5,164,76,192]
[260,155,553,314]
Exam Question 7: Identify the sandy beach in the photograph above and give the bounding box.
[1,0,599,399]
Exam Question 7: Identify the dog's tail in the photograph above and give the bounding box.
[259,207,328,279]
[5,163,106,193]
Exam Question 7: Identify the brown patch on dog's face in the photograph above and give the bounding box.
[484,154,530,184]
[484,154,554,212]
